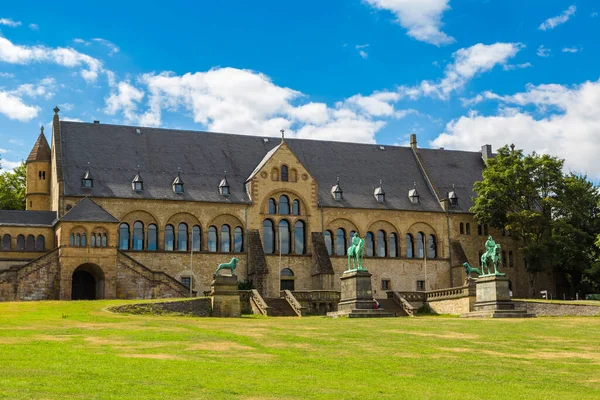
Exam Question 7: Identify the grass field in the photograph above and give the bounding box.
[0,300,599,400]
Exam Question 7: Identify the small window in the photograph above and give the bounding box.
[2,234,11,251]
[466,223,471,235]
[366,232,374,257]
[281,165,288,182]
[119,223,130,250]
[509,251,514,267]
[268,198,277,214]
[233,227,243,253]
[208,226,218,252]
[279,195,290,215]
[221,225,231,253]
[36,235,45,251]
[147,224,157,251]
[324,230,333,255]
[502,250,507,268]
[381,279,391,291]
[26,235,35,251]
[292,200,300,215]
[164,224,175,251]
[17,235,25,250]
[477,225,482,236]
[460,223,464,235]
[416,280,425,291]
[181,276,191,288]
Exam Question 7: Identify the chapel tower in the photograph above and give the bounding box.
[25,127,52,211]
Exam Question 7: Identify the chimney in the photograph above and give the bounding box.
[410,134,417,149]
[481,144,492,163]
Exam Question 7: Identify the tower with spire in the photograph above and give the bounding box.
[25,126,52,210]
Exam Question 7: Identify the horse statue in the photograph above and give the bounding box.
[347,233,366,271]
[215,257,239,276]
[480,236,504,276]
[462,262,481,278]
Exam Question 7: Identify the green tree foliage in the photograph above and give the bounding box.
[471,145,600,296]
[0,157,26,210]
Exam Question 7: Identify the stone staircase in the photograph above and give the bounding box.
[263,297,297,317]
[376,298,409,317]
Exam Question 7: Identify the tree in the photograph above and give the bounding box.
[471,145,565,296]
[0,157,26,210]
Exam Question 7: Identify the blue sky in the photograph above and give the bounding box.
[1,0,599,180]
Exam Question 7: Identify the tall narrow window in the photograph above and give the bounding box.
[147,224,157,251]
[281,165,289,182]
[234,227,243,252]
[406,234,414,258]
[279,195,290,214]
[70,233,74,246]
[366,232,374,257]
[292,200,300,215]
[428,234,437,259]
[466,223,471,235]
[335,228,346,256]
[294,220,305,254]
[377,230,387,257]
[2,234,11,250]
[75,234,81,247]
[36,235,45,251]
[133,221,144,250]
[208,226,218,252]
[502,250,507,268]
[178,223,188,251]
[324,230,333,255]
[164,224,174,251]
[389,233,398,258]
[460,223,464,234]
[484,224,489,236]
[81,233,87,247]
[415,232,425,259]
[221,225,231,253]
[91,234,96,247]
[119,223,129,250]
[279,220,291,254]
[101,234,107,247]
[509,251,514,267]
[263,220,275,254]
[268,198,277,214]
[192,225,201,252]
[26,235,35,251]
[477,224,482,236]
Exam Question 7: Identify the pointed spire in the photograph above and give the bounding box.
[409,181,420,205]
[27,126,51,162]
[172,167,184,193]
[374,179,385,202]
[132,164,143,191]
[331,176,343,200]
[219,170,231,196]
[448,183,458,206]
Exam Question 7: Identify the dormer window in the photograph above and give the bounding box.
[331,177,343,201]
[409,183,419,205]
[219,173,230,196]
[172,168,184,194]
[82,163,93,189]
[374,180,385,203]
[132,166,143,192]
[448,189,458,206]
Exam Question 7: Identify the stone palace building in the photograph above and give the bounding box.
[0,107,556,303]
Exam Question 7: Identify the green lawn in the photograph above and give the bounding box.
[0,300,599,400]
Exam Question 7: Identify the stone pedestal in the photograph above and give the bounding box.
[462,275,532,318]
[210,274,241,318]
[327,270,394,318]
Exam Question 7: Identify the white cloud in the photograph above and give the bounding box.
[0,18,21,27]
[104,81,145,122]
[400,42,523,100]
[537,45,551,57]
[365,0,454,46]
[432,79,600,180]
[0,72,15,78]
[0,36,104,82]
[539,5,576,30]
[562,47,579,53]
[503,62,532,71]
[11,77,56,99]
[0,91,39,121]
[28,23,38,31]
[344,92,401,117]
[356,44,369,59]
[0,148,8,154]
[91,38,120,56]
[359,50,368,59]
[0,159,22,172]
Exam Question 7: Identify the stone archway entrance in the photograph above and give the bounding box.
[71,264,105,300]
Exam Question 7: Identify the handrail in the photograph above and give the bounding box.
[390,291,416,317]
[282,290,307,317]
[250,289,271,316]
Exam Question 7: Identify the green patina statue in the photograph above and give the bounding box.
[480,236,505,276]
[215,257,239,275]
[347,233,366,271]
[462,262,481,278]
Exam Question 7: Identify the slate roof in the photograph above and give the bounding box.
[0,210,57,227]
[59,121,486,213]
[27,130,51,162]
[59,198,119,223]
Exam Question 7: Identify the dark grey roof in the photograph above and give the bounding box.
[0,210,57,227]
[416,148,486,213]
[59,198,119,223]
[59,121,486,212]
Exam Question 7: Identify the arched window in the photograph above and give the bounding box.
[192,225,201,252]
[208,226,218,252]
[377,230,387,257]
[69,233,75,246]
[147,224,157,251]
[415,232,425,259]
[389,233,398,258]
[509,251,514,267]
[294,220,305,254]
[102,234,107,247]
[281,165,289,182]
[279,195,290,214]
[279,220,291,254]
[484,224,489,236]
[292,200,300,215]
[234,227,243,252]
[428,234,437,259]
[406,234,414,258]
[477,224,482,236]
[280,268,294,291]
[36,235,44,251]
[268,198,277,214]
[263,220,275,254]
[324,230,333,255]
[119,224,129,250]
[2,234,10,250]
[133,221,144,250]
[366,232,374,257]
[81,233,87,247]
[221,225,231,253]
[466,223,471,235]
[91,234,96,247]
[178,223,188,251]
[164,224,174,251]
[26,235,35,251]
[335,228,346,256]
[502,250,507,268]
[75,234,81,247]
[460,223,464,234]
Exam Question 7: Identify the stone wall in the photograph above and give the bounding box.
[514,300,600,317]
[109,298,211,317]
[427,296,472,315]
[0,249,59,301]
